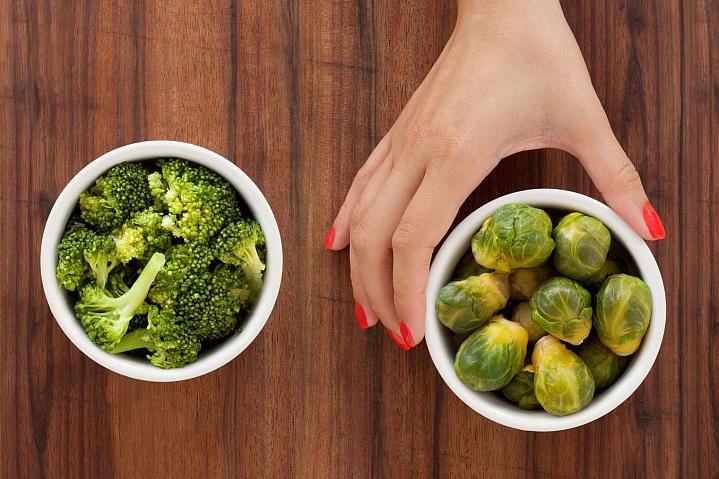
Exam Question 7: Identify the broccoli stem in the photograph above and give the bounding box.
[114,252,166,317]
[236,244,264,293]
[111,328,151,353]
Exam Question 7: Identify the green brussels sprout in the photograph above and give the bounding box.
[593,274,652,356]
[532,335,595,416]
[454,316,528,391]
[502,370,541,410]
[452,250,490,281]
[471,204,555,272]
[530,277,592,345]
[436,272,510,334]
[510,265,554,301]
[552,212,611,281]
[576,334,628,390]
[584,258,622,288]
[512,301,546,343]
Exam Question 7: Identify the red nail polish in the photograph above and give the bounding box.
[399,322,415,348]
[387,329,409,351]
[323,228,335,249]
[643,202,666,240]
[354,301,368,329]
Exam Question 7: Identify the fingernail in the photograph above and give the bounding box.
[323,228,335,249]
[354,301,368,329]
[399,322,415,348]
[643,202,666,240]
[387,329,409,351]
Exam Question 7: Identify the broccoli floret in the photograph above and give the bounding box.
[214,264,252,307]
[56,222,94,291]
[150,159,242,242]
[111,306,200,368]
[79,162,153,232]
[147,242,213,307]
[56,221,119,290]
[75,252,165,351]
[172,267,244,341]
[214,220,266,298]
[114,209,173,263]
[127,313,148,332]
[83,232,119,289]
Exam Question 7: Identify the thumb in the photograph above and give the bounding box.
[570,117,665,241]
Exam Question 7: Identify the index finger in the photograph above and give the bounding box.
[392,160,494,347]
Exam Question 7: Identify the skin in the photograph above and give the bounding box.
[326,0,659,347]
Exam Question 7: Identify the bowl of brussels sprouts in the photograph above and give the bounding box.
[41,141,283,381]
[425,189,665,431]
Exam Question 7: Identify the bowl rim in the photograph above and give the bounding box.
[424,188,666,431]
[40,140,283,382]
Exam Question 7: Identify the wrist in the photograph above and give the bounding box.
[456,0,565,35]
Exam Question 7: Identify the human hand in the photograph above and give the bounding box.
[324,0,666,350]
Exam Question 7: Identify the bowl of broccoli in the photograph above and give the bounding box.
[41,141,283,381]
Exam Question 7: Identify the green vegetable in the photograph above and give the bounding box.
[113,209,173,263]
[502,370,541,410]
[215,219,266,298]
[511,301,545,343]
[454,316,528,391]
[584,258,622,288]
[149,159,242,242]
[552,213,611,281]
[436,272,510,334]
[75,252,165,351]
[56,222,94,291]
[509,265,553,301]
[577,335,628,390]
[532,335,595,416]
[111,306,201,369]
[58,160,269,368]
[593,274,652,356]
[530,277,592,345]
[172,265,248,341]
[147,242,214,308]
[471,204,555,272]
[79,162,153,232]
[56,222,119,290]
[452,251,490,281]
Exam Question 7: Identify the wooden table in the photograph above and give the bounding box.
[2,1,716,477]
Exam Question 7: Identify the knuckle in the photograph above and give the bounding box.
[406,123,428,148]
[392,221,419,251]
[603,160,642,194]
[350,221,371,252]
[353,166,371,187]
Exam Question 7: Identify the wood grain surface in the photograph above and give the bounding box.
[1,1,717,477]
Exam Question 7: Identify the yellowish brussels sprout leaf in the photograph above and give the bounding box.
[454,316,528,391]
[532,335,595,416]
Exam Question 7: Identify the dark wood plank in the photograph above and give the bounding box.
[1,0,717,477]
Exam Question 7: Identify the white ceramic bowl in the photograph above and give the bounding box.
[41,141,283,382]
[425,189,666,431]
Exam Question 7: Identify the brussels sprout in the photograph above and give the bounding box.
[593,274,652,356]
[552,212,611,281]
[577,334,628,390]
[512,301,546,343]
[510,265,554,301]
[452,250,490,281]
[584,258,622,288]
[436,272,510,334]
[532,335,595,416]
[502,370,541,410]
[530,277,592,345]
[471,204,555,272]
[454,316,528,391]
